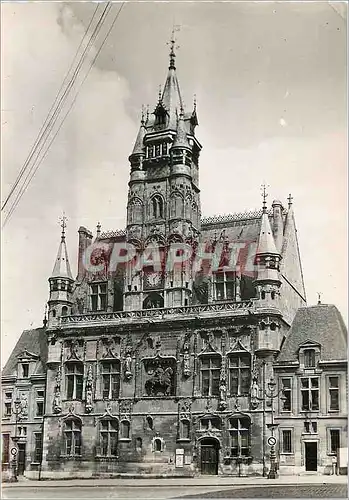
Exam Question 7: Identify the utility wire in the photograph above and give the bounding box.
[3,2,125,228]
[1,3,101,212]
[2,2,112,225]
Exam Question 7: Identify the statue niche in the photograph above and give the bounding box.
[143,355,176,396]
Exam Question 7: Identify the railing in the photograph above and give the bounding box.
[60,300,256,325]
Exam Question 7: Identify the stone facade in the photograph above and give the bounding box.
[2,43,347,480]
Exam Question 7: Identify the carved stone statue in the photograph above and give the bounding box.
[124,349,133,380]
[218,378,227,411]
[85,365,93,413]
[145,366,173,396]
[52,366,62,414]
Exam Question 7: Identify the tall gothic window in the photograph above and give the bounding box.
[66,362,83,400]
[128,198,143,224]
[200,355,221,396]
[101,361,120,400]
[213,271,235,301]
[151,195,164,219]
[90,282,107,311]
[228,354,251,396]
[64,418,82,456]
[229,417,250,457]
[170,193,184,219]
[100,419,118,457]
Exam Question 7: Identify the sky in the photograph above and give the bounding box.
[1,1,347,367]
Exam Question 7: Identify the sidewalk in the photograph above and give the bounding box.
[3,474,347,489]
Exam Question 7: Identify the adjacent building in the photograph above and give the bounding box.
[2,42,347,479]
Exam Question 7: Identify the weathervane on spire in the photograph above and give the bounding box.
[317,292,322,305]
[261,184,269,213]
[167,25,180,69]
[59,212,67,241]
[287,193,293,208]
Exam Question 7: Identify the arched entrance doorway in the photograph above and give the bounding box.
[200,437,219,475]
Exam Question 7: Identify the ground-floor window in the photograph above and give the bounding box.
[228,417,250,457]
[281,429,293,453]
[2,434,10,464]
[328,429,340,454]
[33,433,43,462]
[64,418,82,456]
[100,419,118,457]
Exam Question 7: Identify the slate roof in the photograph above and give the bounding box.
[2,328,47,378]
[277,304,348,362]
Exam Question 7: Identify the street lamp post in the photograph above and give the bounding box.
[264,378,286,479]
[9,397,23,483]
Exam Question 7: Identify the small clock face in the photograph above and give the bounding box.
[146,272,161,288]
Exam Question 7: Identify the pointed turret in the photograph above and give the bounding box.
[51,222,73,280]
[255,186,282,292]
[161,35,183,130]
[48,216,74,326]
[172,108,190,149]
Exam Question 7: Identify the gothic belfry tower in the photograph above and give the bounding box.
[125,35,202,310]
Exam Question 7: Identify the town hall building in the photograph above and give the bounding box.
[2,40,347,479]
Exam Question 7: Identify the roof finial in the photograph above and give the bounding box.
[59,212,67,242]
[146,104,150,123]
[43,303,48,328]
[317,292,322,305]
[158,84,162,103]
[167,25,180,70]
[141,104,145,124]
[96,222,101,238]
[287,193,293,209]
[193,94,197,112]
[261,184,269,213]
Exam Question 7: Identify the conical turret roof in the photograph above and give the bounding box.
[257,209,279,256]
[131,117,146,156]
[160,38,183,131]
[51,226,73,280]
[172,109,190,148]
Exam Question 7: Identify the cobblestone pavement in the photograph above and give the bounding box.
[177,484,348,498]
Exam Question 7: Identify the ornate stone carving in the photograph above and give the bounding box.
[52,365,62,414]
[182,337,191,378]
[19,393,28,417]
[123,336,133,381]
[143,355,176,396]
[85,364,93,413]
[101,336,120,359]
[179,400,191,420]
[66,339,84,361]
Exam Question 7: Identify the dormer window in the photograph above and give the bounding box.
[213,271,235,301]
[304,349,316,368]
[22,363,29,378]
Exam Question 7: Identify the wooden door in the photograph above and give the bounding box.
[201,441,218,475]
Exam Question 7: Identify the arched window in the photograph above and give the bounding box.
[52,309,56,318]
[61,306,68,316]
[154,438,162,452]
[120,420,130,439]
[100,418,118,457]
[170,193,183,218]
[64,418,82,457]
[229,417,250,457]
[185,194,192,219]
[260,322,266,331]
[146,416,153,429]
[128,198,143,225]
[228,353,251,396]
[65,362,83,400]
[136,437,142,450]
[200,416,221,431]
[200,355,221,396]
[143,292,164,310]
[180,420,190,440]
[151,195,164,219]
[271,291,276,300]
[270,322,277,331]
[261,291,266,300]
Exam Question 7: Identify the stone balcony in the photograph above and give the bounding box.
[58,300,257,329]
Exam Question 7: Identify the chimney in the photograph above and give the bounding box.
[77,226,93,281]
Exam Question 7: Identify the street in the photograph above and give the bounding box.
[2,483,347,500]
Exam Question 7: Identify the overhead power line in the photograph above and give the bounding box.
[2,2,125,227]
[3,2,125,228]
[1,3,102,212]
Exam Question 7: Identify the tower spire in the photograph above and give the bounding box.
[51,215,73,280]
